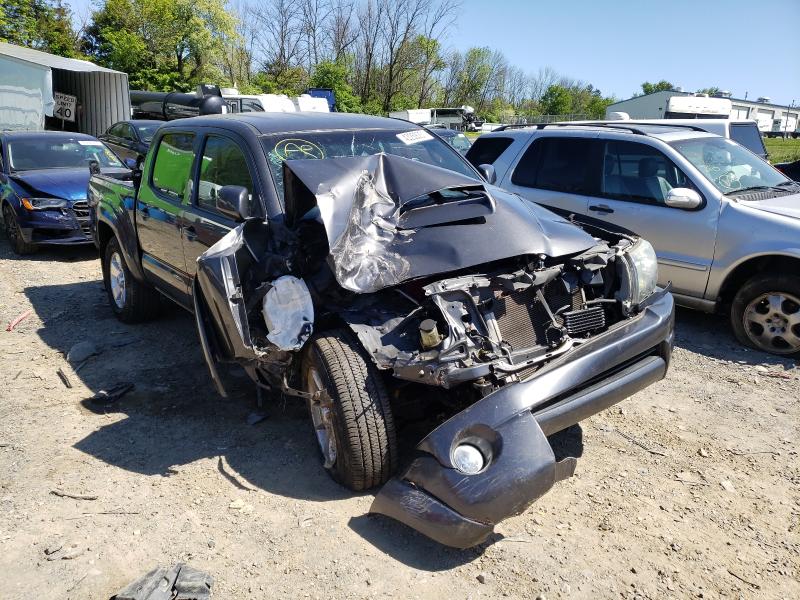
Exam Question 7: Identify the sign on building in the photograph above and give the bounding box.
[54,92,77,122]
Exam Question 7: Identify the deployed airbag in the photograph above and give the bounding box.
[262,275,314,350]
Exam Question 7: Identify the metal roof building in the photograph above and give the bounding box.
[0,41,130,136]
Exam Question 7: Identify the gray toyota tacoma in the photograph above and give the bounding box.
[88,113,674,547]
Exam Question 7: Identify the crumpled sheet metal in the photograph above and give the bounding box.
[112,563,212,600]
[262,275,314,350]
[282,153,598,294]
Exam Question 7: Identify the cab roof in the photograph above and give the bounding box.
[160,112,420,136]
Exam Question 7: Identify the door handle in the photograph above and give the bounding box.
[589,204,614,214]
[183,225,198,242]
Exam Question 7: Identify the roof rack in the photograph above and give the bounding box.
[492,121,706,135]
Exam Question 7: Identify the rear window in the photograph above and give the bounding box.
[729,124,766,157]
[511,137,598,194]
[465,136,513,167]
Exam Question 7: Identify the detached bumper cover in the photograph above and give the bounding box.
[370,289,674,548]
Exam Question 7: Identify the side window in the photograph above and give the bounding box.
[197,136,254,213]
[241,99,264,113]
[109,123,125,137]
[601,141,690,205]
[465,136,513,167]
[151,132,195,200]
[121,124,135,140]
[511,137,597,194]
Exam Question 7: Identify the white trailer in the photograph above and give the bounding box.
[388,108,432,124]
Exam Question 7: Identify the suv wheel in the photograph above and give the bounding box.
[731,274,800,356]
[301,329,397,491]
[3,204,36,255]
[102,237,161,323]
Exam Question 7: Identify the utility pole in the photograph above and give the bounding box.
[784,100,795,139]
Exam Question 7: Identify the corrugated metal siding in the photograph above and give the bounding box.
[51,69,130,136]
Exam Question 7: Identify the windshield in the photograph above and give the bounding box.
[670,137,789,194]
[262,129,479,201]
[133,123,160,143]
[8,138,124,171]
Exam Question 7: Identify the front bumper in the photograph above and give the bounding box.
[370,289,675,548]
[17,205,92,246]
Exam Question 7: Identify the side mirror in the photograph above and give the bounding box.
[124,157,138,170]
[216,185,250,222]
[89,159,101,175]
[477,163,496,185]
[665,187,702,210]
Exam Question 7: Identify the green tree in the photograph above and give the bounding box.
[0,0,79,57]
[696,86,721,96]
[540,85,572,115]
[309,61,361,113]
[640,80,675,95]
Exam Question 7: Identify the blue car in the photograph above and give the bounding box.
[1,131,130,254]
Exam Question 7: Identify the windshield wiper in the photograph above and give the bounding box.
[726,185,793,195]
[777,179,800,187]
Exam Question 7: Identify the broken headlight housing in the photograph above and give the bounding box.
[616,239,658,311]
[21,197,68,210]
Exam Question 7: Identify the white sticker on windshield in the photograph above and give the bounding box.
[396,130,433,145]
[78,140,103,146]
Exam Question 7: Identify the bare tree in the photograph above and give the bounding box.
[379,0,430,112]
[414,0,459,108]
[252,0,305,81]
[326,0,359,62]
[354,0,383,104]
[528,66,559,102]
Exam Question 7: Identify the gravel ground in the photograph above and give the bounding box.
[0,241,798,600]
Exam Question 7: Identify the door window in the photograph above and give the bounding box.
[151,132,195,200]
[601,141,691,205]
[241,99,264,113]
[197,136,254,213]
[511,137,598,194]
[465,136,513,167]
[121,124,135,141]
[109,123,127,137]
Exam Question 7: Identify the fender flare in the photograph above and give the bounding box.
[97,199,147,283]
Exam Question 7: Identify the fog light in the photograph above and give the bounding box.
[452,444,485,475]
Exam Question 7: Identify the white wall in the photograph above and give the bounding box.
[0,55,52,130]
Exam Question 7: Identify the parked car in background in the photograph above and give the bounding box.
[775,159,800,181]
[99,120,162,164]
[1,131,129,254]
[88,112,673,548]
[468,123,800,355]
[426,126,472,154]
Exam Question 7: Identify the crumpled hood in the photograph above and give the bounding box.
[739,191,800,220]
[10,168,128,202]
[282,153,596,293]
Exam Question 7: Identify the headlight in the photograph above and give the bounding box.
[617,239,658,310]
[21,197,68,210]
[452,443,485,475]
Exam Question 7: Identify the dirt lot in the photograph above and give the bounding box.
[0,239,798,600]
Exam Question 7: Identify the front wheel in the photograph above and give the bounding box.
[102,237,161,323]
[302,329,397,491]
[730,274,800,356]
[3,204,36,255]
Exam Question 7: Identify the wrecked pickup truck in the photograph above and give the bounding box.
[88,113,674,548]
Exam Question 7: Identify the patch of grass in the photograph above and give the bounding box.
[765,137,800,164]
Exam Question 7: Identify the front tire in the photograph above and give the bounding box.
[731,274,800,356]
[302,329,397,491]
[102,237,161,323]
[3,204,36,255]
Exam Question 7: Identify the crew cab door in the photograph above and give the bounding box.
[179,133,258,274]
[136,130,197,305]
[588,139,719,297]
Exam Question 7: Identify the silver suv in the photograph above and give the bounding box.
[467,123,800,355]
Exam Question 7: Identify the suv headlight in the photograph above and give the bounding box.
[617,239,658,311]
[21,197,68,210]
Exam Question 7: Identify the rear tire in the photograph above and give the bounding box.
[302,329,397,491]
[3,204,36,255]
[730,274,800,356]
[102,237,161,323]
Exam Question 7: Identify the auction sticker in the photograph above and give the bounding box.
[78,140,103,146]
[396,130,433,145]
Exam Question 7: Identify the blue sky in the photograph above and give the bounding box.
[67,0,800,106]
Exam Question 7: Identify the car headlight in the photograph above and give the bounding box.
[21,197,68,210]
[617,239,658,311]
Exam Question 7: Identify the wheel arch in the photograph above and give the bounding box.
[718,254,800,306]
